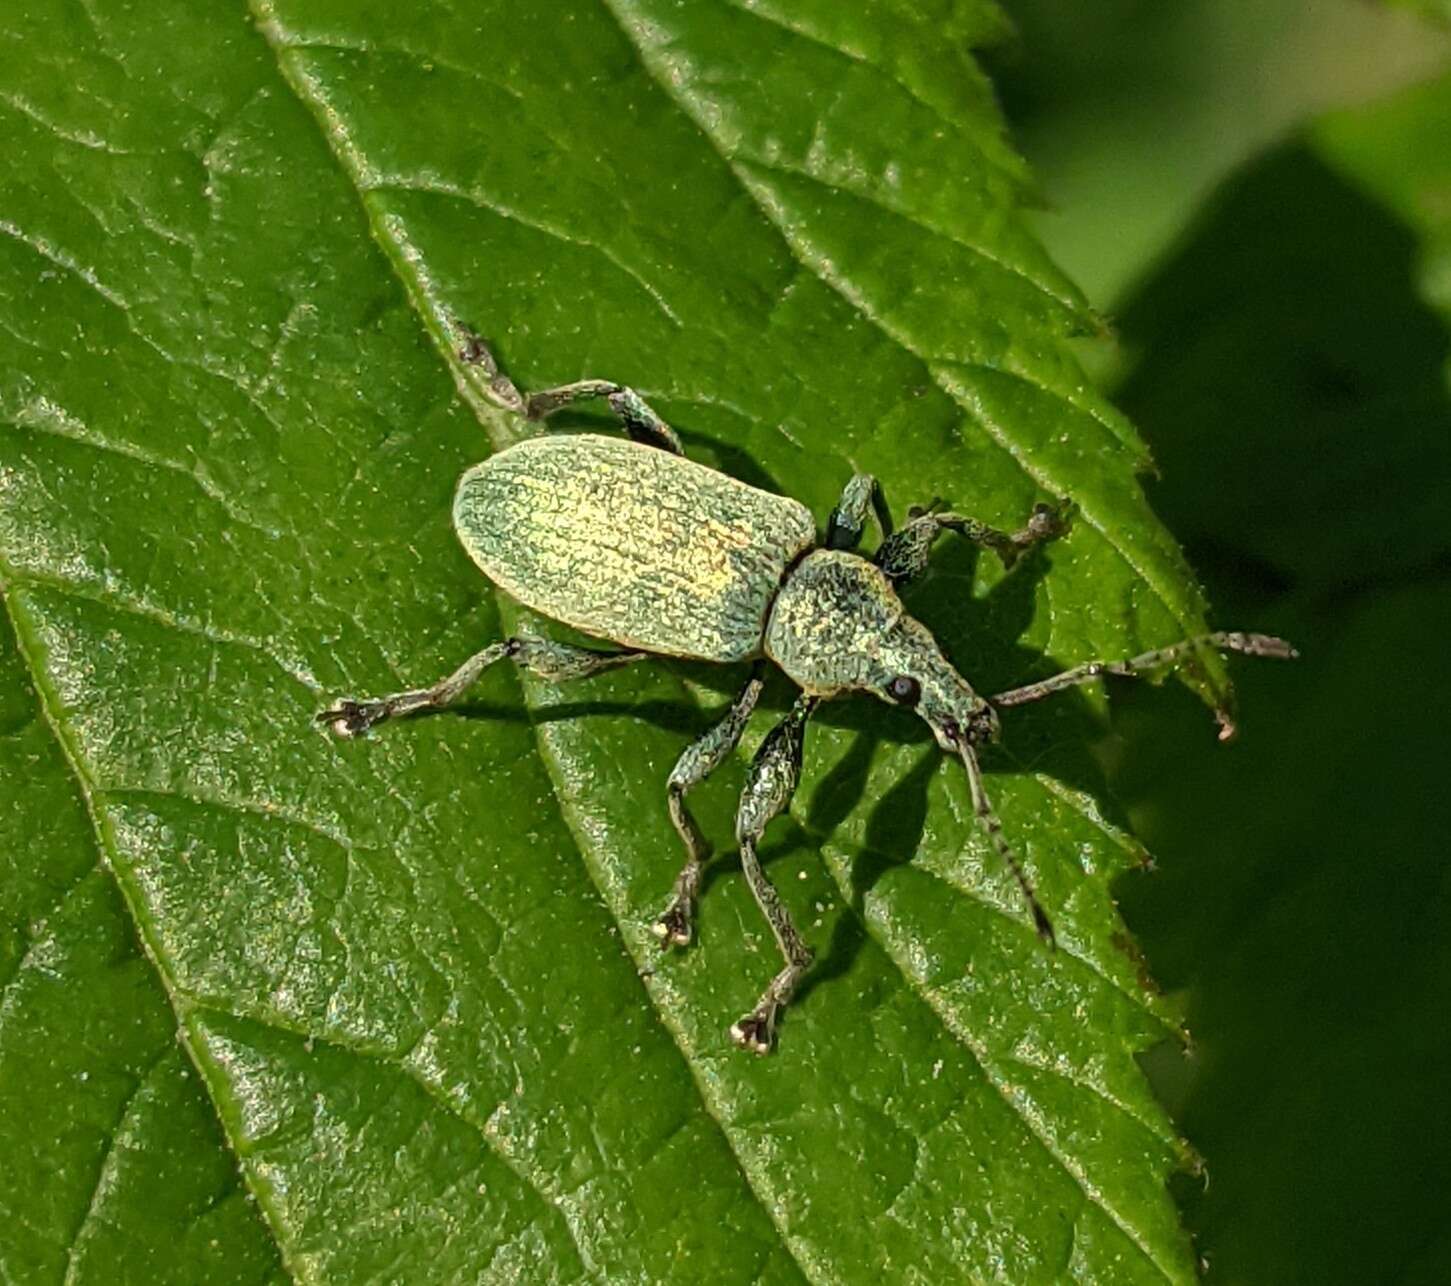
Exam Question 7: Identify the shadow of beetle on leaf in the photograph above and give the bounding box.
[436,501,1141,1007]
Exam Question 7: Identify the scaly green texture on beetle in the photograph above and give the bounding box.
[765,550,993,742]
[320,329,1296,1055]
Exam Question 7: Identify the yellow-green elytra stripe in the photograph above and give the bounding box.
[454,435,817,661]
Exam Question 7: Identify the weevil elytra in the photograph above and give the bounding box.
[319,330,1295,1054]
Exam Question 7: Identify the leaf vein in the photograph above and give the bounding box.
[0,864,105,1026]
[0,220,300,467]
[1007,1047,1179,1150]
[907,844,1163,1030]
[108,786,356,854]
[61,1048,174,1286]
[7,569,322,694]
[4,399,280,539]
[0,91,135,155]
[730,141,1077,320]
[191,1000,597,1281]
[896,962,1178,1280]
[369,177,684,329]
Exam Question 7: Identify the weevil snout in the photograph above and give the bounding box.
[910,675,1000,753]
[859,604,1004,752]
[865,612,1001,752]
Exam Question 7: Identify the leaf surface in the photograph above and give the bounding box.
[0,618,285,1284]
[1,1,1220,1280]
[1388,0,1451,26]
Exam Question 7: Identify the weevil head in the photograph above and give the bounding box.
[874,614,1001,750]
[765,550,998,749]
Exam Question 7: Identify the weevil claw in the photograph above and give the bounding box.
[317,700,383,738]
[651,903,693,949]
[730,1009,778,1055]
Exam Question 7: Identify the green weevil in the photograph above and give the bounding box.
[319,330,1294,1054]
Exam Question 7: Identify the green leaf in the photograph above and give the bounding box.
[0,1,1226,1280]
[0,624,285,1282]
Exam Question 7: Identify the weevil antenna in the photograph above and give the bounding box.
[959,746,1056,947]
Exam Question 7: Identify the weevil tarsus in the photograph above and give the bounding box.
[729,692,819,1054]
[316,637,646,736]
[655,665,767,948]
[455,326,527,417]
[456,323,684,455]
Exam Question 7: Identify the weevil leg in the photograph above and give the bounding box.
[317,637,647,736]
[454,324,684,455]
[875,498,1070,587]
[826,473,892,550]
[990,632,1298,717]
[654,665,767,948]
[525,382,684,456]
[729,693,819,1055]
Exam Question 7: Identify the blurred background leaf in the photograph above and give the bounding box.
[1389,0,1451,29]
[994,5,1451,1281]
[988,0,1449,306]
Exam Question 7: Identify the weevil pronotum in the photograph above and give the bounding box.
[319,329,1295,1054]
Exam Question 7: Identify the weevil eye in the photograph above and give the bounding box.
[885,675,921,706]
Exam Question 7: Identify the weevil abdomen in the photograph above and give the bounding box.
[454,434,817,661]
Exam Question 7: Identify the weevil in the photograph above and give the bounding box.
[319,331,1295,1054]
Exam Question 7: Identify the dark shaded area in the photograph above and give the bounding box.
[985,0,1190,139]
[1118,148,1451,594]
[1106,144,1451,1284]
